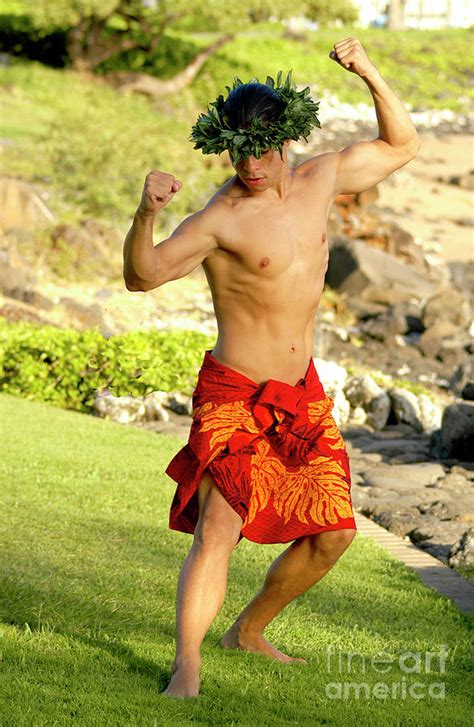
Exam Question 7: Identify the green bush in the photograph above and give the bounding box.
[0,318,214,412]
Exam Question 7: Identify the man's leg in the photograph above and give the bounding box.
[221,528,356,661]
[162,472,243,699]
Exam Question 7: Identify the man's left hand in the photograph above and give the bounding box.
[329,37,377,78]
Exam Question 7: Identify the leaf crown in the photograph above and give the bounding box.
[189,70,321,164]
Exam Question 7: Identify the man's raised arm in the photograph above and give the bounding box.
[123,170,218,292]
[329,37,421,195]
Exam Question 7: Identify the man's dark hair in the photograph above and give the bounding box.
[224,82,286,130]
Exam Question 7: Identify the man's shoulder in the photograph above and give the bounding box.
[190,177,241,239]
[202,175,248,220]
[208,174,247,204]
[297,150,340,178]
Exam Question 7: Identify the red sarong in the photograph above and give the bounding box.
[165,350,357,544]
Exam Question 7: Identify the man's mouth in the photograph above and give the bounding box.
[245,177,265,185]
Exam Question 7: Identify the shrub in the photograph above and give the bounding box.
[0,318,214,412]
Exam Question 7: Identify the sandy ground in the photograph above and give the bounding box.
[376,132,473,264]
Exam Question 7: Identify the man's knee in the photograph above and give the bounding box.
[306,528,357,563]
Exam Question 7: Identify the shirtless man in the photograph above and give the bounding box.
[123,38,420,699]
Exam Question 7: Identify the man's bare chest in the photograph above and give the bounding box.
[214,194,330,279]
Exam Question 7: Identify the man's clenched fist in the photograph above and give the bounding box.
[329,37,377,78]
[137,170,182,218]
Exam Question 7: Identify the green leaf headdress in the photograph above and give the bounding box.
[190,70,321,165]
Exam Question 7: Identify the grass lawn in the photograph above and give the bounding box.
[1,392,472,726]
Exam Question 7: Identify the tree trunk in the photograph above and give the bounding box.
[65,11,233,98]
[387,0,407,30]
[104,34,234,98]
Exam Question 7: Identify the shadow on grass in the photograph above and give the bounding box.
[2,515,471,673]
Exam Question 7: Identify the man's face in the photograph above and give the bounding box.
[230,141,290,191]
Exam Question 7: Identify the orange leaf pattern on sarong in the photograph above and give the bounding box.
[245,439,352,529]
[196,400,259,451]
[307,395,346,451]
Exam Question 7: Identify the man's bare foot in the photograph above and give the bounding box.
[161,655,201,698]
[220,622,307,664]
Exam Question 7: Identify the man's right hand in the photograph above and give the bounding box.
[136,170,183,218]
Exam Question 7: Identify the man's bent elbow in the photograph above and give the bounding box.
[123,274,155,292]
[406,133,421,160]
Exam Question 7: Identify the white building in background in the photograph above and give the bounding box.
[353,0,474,28]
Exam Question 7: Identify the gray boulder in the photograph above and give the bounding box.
[326,237,437,304]
[422,288,471,329]
[389,387,442,434]
[440,401,474,460]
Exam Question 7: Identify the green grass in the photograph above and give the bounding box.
[0,392,472,725]
[188,26,474,112]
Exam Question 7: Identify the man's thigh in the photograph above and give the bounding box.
[195,470,243,549]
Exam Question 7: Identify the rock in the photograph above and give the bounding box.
[417,393,443,432]
[0,231,37,298]
[368,301,426,337]
[388,388,423,432]
[409,518,468,548]
[440,401,474,460]
[330,389,350,427]
[422,288,471,329]
[344,374,384,407]
[343,296,387,319]
[0,262,33,298]
[450,465,474,481]
[449,359,473,397]
[363,462,446,487]
[0,297,51,325]
[437,471,473,490]
[166,392,193,416]
[371,509,423,537]
[417,499,469,522]
[348,406,367,425]
[313,357,348,393]
[49,218,123,277]
[350,487,373,510]
[325,237,437,304]
[59,297,105,330]
[363,496,422,513]
[462,382,474,401]
[428,429,451,460]
[342,375,391,430]
[417,488,456,507]
[345,455,384,473]
[366,392,391,430]
[93,393,146,424]
[143,391,170,422]
[388,452,431,464]
[448,527,474,567]
[0,175,56,231]
[417,320,468,359]
[389,387,442,434]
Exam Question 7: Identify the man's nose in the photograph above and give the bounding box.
[244,155,260,171]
